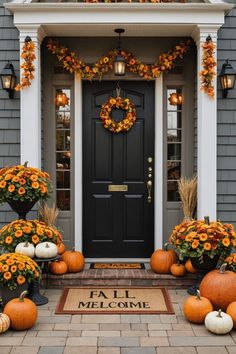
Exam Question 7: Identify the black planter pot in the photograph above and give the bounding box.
[7,199,38,220]
[0,282,29,307]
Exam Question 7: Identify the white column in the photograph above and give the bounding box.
[18,26,46,168]
[192,26,219,220]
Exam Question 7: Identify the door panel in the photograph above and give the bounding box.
[83,81,154,258]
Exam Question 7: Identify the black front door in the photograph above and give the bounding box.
[83,81,155,258]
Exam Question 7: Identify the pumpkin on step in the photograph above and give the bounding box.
[226,302,236,329]
[49,260,67,275]
[170,263,186,277]
[200,263,236,311]
[61,248,85,273]
[183,290,213,324]
[150,244,178,274]
[0,313,10,334]
[205,309,233,334]
[57,242,66,255]
[35,242,58,259]
[3,291,37,330]
[185,259,197,274]
[15,241,35,258]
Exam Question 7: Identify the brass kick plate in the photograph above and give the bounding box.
[108,185,128,192]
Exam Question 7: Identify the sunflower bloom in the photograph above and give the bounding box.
[203,242,211,251]
[23,226,32,234]
[18,262,25,270]
[12,175,20,183]
[222,238,230,247]
[191,240,199,249]
[0,180,6,188]
[185,234,193,242]
[6,258,14,265]
[18,187,26,195]
[11,265,17,273]
[8,184,15,192]
[19,178,26,185]
[5,236,13,245]
[30,174,38,181]
[32,234,40,244]
[3,272,12,280]
[2,264,9,272]
[31,181,40,189]
[200,233,208,242]
[36,228,44,236]
[17,275,26,285]
[15,230,23,237]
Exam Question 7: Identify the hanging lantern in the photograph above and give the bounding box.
[168,92,183,106]
[55,89,69,108]
[114,28,126,76]
[219,59,236,98]
[0,62,16,99]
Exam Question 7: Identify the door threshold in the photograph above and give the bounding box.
[85,258,150,263]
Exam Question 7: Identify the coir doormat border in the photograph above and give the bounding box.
[89,263,145,269]
[55,287,175,315]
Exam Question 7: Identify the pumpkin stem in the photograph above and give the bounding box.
[24,241,29,247]
[19,290,28,302]
[46,243,50,248]
[196,289,201,300]
[72,247,75,252]
[219,263,227,274]
[164,242,169,251]
[204,216,210,225]
[23,161,28,168]
[217,309,222,318]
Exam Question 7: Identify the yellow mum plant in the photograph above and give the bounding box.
[0,253,41,290]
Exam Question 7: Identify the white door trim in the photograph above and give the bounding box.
[74,75,163,254]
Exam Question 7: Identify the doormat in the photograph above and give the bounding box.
[90,263,145,269]
[55,287,174,314]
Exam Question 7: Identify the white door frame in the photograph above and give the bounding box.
[74,75,163,255]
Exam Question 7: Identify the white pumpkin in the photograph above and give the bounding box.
[35,242,58,259]
[205,309,233,334]
[15,241,35,258]
[0,313,10,334]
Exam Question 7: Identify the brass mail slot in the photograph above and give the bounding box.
[108,185,128,192]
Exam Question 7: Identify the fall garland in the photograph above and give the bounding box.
[85,0,186,2]
[47,38,191,81]
[100,96,136,133]
[200,35,216,98]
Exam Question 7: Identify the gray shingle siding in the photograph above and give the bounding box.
[217,2,236,224]
[0,0,20,226]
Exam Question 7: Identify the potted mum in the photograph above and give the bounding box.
[169,217,236,272]
[0,162,52,219]
[0,253,41,306]
[0,219,63,253]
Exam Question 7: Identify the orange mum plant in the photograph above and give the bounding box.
[0,219,63,253]
[15,36,36,91]
[169,218,236,261]
[200,35,217,98]
[0,253,41,290]
[47,38,191,81]
[0,163,52,204]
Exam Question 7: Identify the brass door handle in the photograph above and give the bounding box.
[147,180,152,203]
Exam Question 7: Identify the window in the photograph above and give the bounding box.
[55,88,71,210]
[166,88,182,202]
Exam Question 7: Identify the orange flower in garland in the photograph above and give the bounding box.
[47,38,191,81]
[100,96,136,133]
[15,36,36,91]
[200,35,217,98]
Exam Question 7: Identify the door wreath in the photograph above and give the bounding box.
[100,96,136,133]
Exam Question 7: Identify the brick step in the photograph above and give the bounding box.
[43,268,198,289]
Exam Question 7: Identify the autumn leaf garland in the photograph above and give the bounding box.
[15,37,36,91]
[200,36,217,98]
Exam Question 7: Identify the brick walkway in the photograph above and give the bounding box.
[1,289,236,354]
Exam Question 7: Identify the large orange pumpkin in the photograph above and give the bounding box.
[4,291,37,330]
[227,302,236,329]
[183,290,213,324]
[170,263,186,277]
[150,244,178,274]
[49,260,67,275]
[57,242,66,255]
[185,259,197,274]
[61,248,85,273]
[200,263,236,311]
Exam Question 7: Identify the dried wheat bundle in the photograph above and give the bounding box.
[178,175,197,221]
[39,203,59,227]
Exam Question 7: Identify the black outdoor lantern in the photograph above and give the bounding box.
[219,59,236,98]
[55,89,69,108]
[0,62,16,99]
[114,28,126,76]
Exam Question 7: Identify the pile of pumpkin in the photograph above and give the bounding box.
[150,245,197,276]
[183,263,236,335]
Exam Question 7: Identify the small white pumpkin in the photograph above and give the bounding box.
[15,241,35,258]
[205,309,233,334]
[35,242,58,259]
[0,313,10,334]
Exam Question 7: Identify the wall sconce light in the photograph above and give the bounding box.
[114,28,126,76]
[219,59,236,98]
[168,92,183,106]
[0,62,16,99]
[55,89,69,108]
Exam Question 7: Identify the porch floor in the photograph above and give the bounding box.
[44,263,198,289]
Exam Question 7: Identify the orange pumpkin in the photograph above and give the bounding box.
[49,260,67,275]
[170,263,186,277]
[200,263,236,311]
[61,248,85,273]
[57,242,66,255]
[185,259,197,274]
[227,302,236,328]
[150,244,178,274]
[183,290,213,324]
[4,291,37,330]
